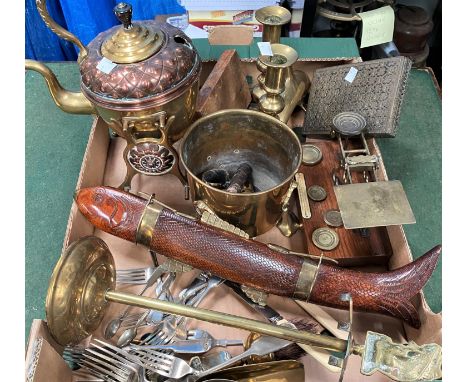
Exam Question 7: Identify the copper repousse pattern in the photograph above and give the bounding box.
[80,22,200,106]
[74,186,441,328]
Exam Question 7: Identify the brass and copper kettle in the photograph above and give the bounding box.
[26,1,201,195]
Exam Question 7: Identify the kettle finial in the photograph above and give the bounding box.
[114,3,133,29]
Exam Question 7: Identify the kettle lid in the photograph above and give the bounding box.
[101,3,164,64]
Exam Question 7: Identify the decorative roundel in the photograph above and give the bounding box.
[127,142,175,175]
[332,112,367,136]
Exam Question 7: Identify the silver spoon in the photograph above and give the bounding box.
[104,265,168,339]
[117,273,175,347]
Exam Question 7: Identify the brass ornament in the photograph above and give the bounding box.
[127,142,175,175]
[276,181,303,237]
[358,331,442,381]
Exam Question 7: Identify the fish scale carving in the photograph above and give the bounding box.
[152,209,302,296]
[75,186,441,328]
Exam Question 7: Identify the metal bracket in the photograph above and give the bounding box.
[328,292,354,382]
[240,285,269,306]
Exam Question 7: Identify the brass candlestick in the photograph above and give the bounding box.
[255,6,291,44]
[253,6,310,123]
[46,236,442,381]
[256,44,298,118]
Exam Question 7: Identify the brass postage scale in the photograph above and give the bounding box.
[26,1,441,382]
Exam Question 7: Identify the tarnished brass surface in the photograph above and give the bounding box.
[276,181,302,237]
[293,259,320,300]
[36,0,88,62]
[253,44,310,124]
[101,3,164,64]
[135,194,164,246]
[200,211,250,239]
[358,331,442,381]
[255,6,292,44]
[257,45,298,117]
[45,236,115,346]
[25,60,95,115]
[198,360,305,382]
[180,109,302,236]
[295,173,311,219]
[108,111,190,192]
[334,181,416,229]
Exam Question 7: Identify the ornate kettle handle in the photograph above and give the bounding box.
[36,0,88,61]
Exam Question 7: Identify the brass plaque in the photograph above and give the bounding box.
[334,181,416,229]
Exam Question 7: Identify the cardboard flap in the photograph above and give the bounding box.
[208,25,254,45]
[25,335,72,382]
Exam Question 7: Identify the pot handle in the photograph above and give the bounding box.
[36,0,88,62]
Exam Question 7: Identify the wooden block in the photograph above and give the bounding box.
[298,138,393,267]
[196,49,251,117]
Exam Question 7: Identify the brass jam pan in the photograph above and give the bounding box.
[180,109,302,236]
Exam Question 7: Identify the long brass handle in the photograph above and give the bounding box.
[36,0,88,61]
[105,290,348,352]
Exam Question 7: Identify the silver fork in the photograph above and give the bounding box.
[62,345,85,370]
[129,332,243,355]
[130,335,292,380]
[116,267,158,285]
[80,341,144,382]
[80,339,168,382]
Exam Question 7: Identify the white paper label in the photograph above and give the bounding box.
[257,42,273,56]
[96,57,117,74]
[344,67,358,83]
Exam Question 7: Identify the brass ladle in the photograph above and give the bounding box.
[46,237,442,381]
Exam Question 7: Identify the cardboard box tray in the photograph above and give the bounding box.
[25,59,441,382]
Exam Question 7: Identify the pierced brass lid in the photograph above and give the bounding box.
[45,236,116,346]
[101,3,164,64]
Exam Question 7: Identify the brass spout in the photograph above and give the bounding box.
[25,60,95,115]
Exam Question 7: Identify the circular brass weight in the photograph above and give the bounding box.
[312,228,340,251]
[302,144,323,166]
[332,112,367,137]
[46,236,116,346]
[324,209,343,227]
[307,185,327,202]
